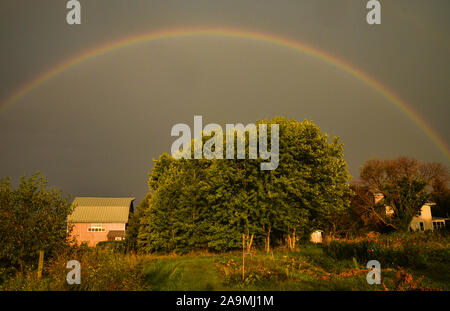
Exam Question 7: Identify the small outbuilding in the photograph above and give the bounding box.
[310,230,323,244]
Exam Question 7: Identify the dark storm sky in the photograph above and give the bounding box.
[0,0,449,203]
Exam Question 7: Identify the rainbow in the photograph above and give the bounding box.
[1,27,448,160]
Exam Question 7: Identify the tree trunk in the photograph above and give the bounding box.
[286,229,296,251]
[292,229,296,250]
[247,234,254,253]
[287,234,292,251]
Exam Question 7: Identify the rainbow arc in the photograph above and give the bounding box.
[1,27,448,160]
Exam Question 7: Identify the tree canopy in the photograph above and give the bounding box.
[137,117,351,253]
[0,173,73,271]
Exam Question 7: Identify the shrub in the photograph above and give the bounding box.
[0,173,73,272]
[322,231,439,269]
[0,245,147,291]
[96,240,126,253]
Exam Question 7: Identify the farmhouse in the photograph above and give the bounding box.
[67,197,135,247]
[408,203,449,232]
[310,193,448,243]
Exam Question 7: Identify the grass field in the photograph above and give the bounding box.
[139,245,448,291]
[1,241,448,291]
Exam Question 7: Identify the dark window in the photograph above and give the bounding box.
[420,222,424,231]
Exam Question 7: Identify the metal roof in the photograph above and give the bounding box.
[68,197,134,223]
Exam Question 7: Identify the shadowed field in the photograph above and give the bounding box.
[2,242,447,291]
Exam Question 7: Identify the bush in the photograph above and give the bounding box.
[322,231,443,269]
[96,240,126,253]
[0,245,147,291]
[0,173,73,272]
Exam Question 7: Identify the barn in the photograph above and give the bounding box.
[67,197,135,247]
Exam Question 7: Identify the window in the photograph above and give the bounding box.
[433,221,445,230]
[419,222,424,231]
[88,224,106,232]
[87,227,106,232]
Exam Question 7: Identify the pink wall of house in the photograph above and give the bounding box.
[69,223,126,247]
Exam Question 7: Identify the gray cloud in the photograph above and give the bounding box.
[0,0,448,202]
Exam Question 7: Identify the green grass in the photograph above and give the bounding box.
[142,255,225,290]
[137,244,447,291]
[1,243,448,291]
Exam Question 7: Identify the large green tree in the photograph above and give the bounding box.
[138,117,351,253]
[0,173,73,271]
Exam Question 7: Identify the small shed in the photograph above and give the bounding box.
[310,230,323,244]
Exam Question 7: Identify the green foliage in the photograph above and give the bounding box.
[431,188,450,218]
[138,117,351,253]
[1,243,448,291]
[354,157,448,232]
[0,172,73,272]
[124,194,150,252]
[0,246,148,291]
[383,177,429,232]
[323,231,450,269]
[96,240,126,253]
[215,247,380,291]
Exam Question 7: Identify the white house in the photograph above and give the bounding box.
[376,192,448,232]
[309,194,447,244]
[409,203,448,232]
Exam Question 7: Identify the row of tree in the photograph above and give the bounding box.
[132,120,449,253]
[135,117,352,253]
